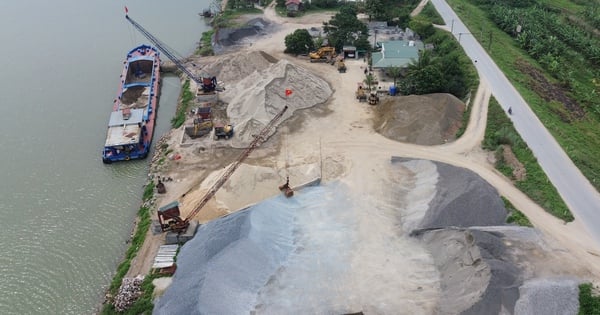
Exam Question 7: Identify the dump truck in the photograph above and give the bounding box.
[368,92,380,105]
[214,123,234,140]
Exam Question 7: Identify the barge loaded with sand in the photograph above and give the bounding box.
[102,45,161,163]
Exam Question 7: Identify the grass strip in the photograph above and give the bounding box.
[484,97,573,221]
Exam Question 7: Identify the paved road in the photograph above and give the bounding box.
[430,0,600,244]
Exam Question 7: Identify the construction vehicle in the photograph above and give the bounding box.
[185,118,213,138]
[337,60,347,73]
[158,106,289,235]
[214,123,234,140]
[356,85,367,102]
[309,46,336,63]
[278,176,294,197]
[368,92,380,105]
[125,14,218,92]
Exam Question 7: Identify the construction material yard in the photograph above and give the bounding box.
[124,5,600,314]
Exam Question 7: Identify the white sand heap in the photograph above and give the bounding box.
[220,58,332,148]
[200,51,279,85]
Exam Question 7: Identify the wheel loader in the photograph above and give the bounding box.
[337,60,347,73]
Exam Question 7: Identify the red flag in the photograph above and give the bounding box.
[285,89,292,96]
[124,6,129,14]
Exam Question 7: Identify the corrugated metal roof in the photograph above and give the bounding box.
[108,108,144,127]
[371,40,422,68]
[152,245,178,269]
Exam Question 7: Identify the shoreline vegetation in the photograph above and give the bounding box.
[99,0,600,313]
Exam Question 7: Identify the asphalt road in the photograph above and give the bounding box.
[430,0,600,245]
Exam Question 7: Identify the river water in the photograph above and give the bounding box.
[0,1,211,313]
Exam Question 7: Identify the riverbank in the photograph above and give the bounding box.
[103,3,600,313]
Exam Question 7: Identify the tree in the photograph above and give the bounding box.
[399,50,443,95]
[284,29,315,55]
[364,73,376,91]
[365,0,386,21]
[323,5,369,51]
[386,66,402,87]
[408,16,435,39]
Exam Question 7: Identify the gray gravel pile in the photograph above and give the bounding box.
[418,161,507,229]
[514,278,580,315]
[213,18,272,54]
[417,228,521,315]
[153,197,297,314]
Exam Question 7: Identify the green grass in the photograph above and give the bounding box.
[100,202,153,313]
[100,273,169,315]
[503,197,533,227]
[448,0,600,214]
[171,80,194,128]
[197,30,215,56]
[212,7,264,28]
[420,1,445,25]
[143,181,155,201]
[484,97,573,221]
[448,0,600,215]
[579,283,600,314]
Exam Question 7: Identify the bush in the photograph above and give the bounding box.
[579,283,600,315]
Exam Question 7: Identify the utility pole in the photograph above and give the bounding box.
[451,19,454,33]
[373,30,378,49]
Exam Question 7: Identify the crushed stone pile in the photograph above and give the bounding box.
[416,228,521,315]
[154,181,440,314]
[514,278,579,315]
[113,276,144,312]
[220,58,332,148]
[213,18,272,53]
[154,157,586,315]
[374,93,465,145]
[395,159,582,315]
[392,158,507,232]
[420,161,507,229]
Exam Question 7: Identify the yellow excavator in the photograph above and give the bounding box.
[309,46,336,63]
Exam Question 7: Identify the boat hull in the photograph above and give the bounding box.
[102,45,161,163]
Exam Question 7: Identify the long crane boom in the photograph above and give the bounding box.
[125,14,215,91]
[184,105,289,223]
[160,105,289,233]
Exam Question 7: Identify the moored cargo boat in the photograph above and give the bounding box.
[102,45,160,163]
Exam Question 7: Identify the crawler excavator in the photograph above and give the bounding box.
[309,46,336,63]
[157,106,289,243]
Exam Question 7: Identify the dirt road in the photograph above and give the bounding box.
[126,5,600,284]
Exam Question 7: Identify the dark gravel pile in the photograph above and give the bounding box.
[418,161,507,229]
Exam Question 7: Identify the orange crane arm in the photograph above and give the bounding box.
[183,105,289,223]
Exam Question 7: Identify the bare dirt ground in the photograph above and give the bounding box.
[126,2,600,294]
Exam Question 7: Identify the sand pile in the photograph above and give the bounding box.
[220,58,332,148]
[200,50,278,86]
[374,93,465,145]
